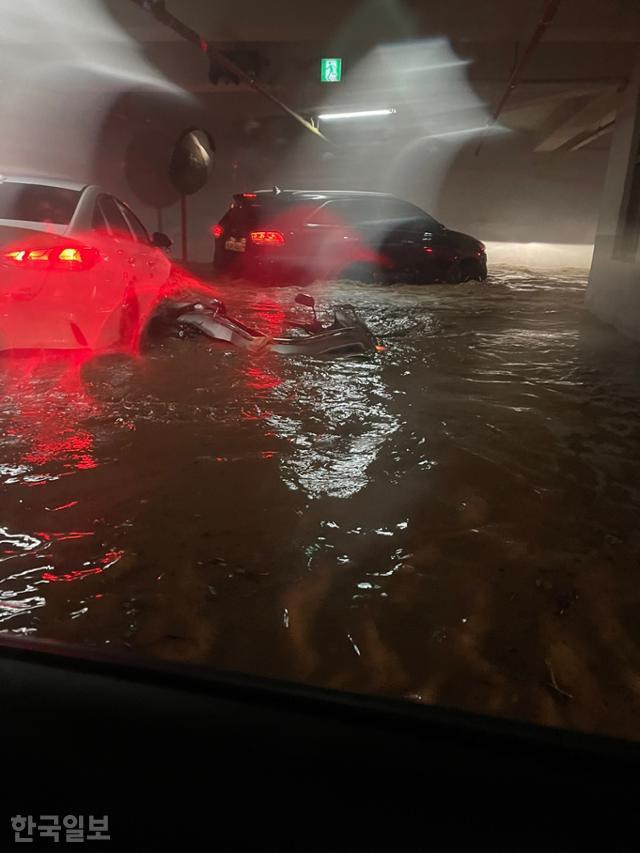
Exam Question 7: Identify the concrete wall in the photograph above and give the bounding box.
[587,49,640,340]
[435,138,608,248]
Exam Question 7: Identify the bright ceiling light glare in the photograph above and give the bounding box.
[317,108,397,121]
[400,59,470,74]
[427,125,509,140]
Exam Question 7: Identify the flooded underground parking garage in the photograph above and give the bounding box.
[1,0,640,839]
[3,266,640,739]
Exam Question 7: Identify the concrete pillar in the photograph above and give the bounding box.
[587,49,640,340]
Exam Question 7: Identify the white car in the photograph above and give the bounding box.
[0,176,173,352]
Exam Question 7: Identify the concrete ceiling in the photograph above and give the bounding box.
[106,0,640,44]
[99,0,639,153]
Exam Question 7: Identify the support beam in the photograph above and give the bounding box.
[501,84,618,115]
[569,119,615,151]
[474,0,563,154]
[587,47,640,340]
[535,89,621,151]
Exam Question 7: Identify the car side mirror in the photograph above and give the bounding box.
[152,231,172,249]
[295,293,315,309]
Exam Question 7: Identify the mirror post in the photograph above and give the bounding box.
[168,127,216,264]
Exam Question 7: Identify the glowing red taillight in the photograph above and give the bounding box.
[2,245,100,271]
[211,224,224,239]
[250,231,285,246]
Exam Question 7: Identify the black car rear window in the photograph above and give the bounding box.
[221,197,317,233]
[0,182,80,224]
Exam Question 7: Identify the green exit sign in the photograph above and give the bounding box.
[320,58,342,82]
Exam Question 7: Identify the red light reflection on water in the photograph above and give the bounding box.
[23,428,96,470]
[235,299,284,422]
[250,300,285,337]
[244,365,281,392]
[1,351,100,474]
[35,531,94,542]
[42,567,102,583]
[41,548,124,584]
[240,409,266,421]
[46,501,79,512]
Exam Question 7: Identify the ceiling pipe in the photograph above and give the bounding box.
[475,0,563,154]
[128,0,329,143]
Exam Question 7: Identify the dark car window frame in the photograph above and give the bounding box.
[374,198,443,230]
[118,201,151,245]
[307,198,443,232]
[306,199,372,227]
[94,194,134,241]
[91,202,108,232]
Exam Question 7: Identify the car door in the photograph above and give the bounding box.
[303,199,376,276]
[306,198,420,274]
[117,200,171,310]
[324,198,414,273]
[364,198,440,275]
[84,194,139,349]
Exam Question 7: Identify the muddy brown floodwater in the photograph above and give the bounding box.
[1,265,640,739]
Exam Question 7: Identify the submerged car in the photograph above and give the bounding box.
[144,292,379,357]
[212,189,487,284]
[0,176,173,352]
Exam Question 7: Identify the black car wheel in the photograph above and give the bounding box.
[447,259,485,283]
[444,260,463,284]
[460,259,485,282]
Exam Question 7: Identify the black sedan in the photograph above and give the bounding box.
[212,189,487,284]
